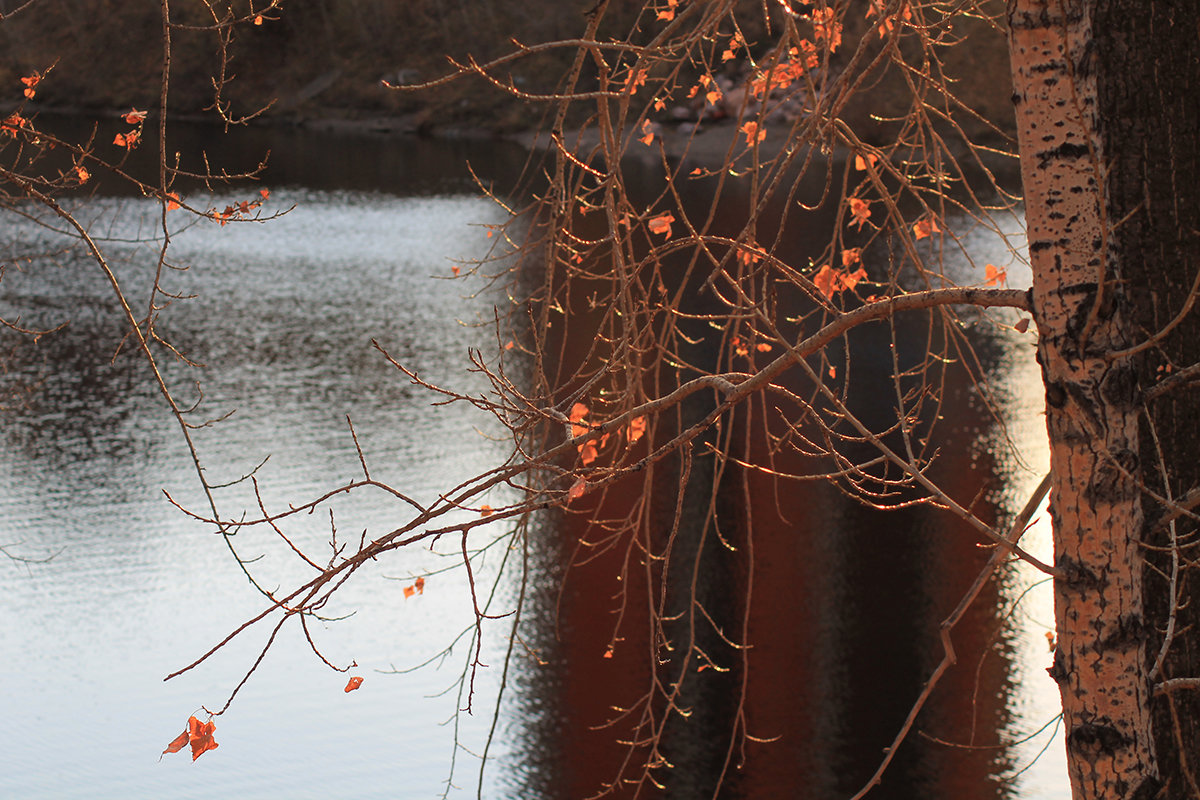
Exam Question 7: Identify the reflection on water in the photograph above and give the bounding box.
[0,173,522,798]
[0,125,1067,800]
[497,173,1066,799]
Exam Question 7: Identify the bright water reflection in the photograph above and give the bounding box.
[0,184,520,799]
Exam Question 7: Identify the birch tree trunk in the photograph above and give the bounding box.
[1009,1,1200,797]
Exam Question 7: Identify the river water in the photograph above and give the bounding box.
[0,123,1067,799]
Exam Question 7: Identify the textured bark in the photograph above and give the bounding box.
[1092,2,1200,798]
[1008,1,1159,797]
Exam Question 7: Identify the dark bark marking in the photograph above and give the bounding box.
[1068,722,1134,757]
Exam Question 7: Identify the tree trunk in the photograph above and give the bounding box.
[1009,1,1200,797]
[1093,2,1200,797]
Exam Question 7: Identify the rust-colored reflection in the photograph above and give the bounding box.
[504,160,1019,800]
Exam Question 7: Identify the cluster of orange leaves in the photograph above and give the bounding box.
[162,716,219,761]
[866,0,912,37]
[748,44,817,98]
[721,32,744,62]
[211,189,270,225]
[20,72,40,99]
[732,336,773,357]
[402,576,426,599]
[810,7,843,52]
[686,74,723,106]
[113,109,147,150]
[2,112,27,137]
[567,402,647,501]
[813,247,869,302]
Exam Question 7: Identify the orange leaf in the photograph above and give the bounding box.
[603,647,614,659]
[259,188,270,200]
[639,119,655,146]
[740,121,765,146]
[504,340,515,350]
[626,68,648,94]
[854,153,878,171]
[984,263,1008,286]
[567,478,587,502]
[813,264,837,301]
[848,198,871,229]
[913,216,942,240]
[165,192,181,211]
[1014,317,1031,333]
[187,716,219,761]
[113,130,139,150]
[647,212,675,238]
[344,676,364,693]
[403,576,425,599]
[123,109,147,124]
[569,402,589,437]
[841,267,867,293]
[479,505,494,516]
[580,441,599,466]
[72,165,90,185]
[253,14,264,25]
[20,72,39,99]
[756,342,772,352]
[841,248,862,267]
[628,416,646,444]
[162,729,189,757]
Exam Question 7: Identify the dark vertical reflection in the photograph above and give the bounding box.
[505,154,1019,800]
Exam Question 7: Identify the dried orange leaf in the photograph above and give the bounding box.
[628,416,647,444]
[854,154,878,171]
[187,716,218,761]
[345,676,364,693]
[123,109,147,124]
[813,264,836,301]
[1014,317,1031,333]
[984,263,1008,287]
[913,216,942,240]
[162,729,189,757]
[647,212,675,238]
[639,119,655,146]
[740,121,765,146]
[567,478,587,502]
[848,198,871,229]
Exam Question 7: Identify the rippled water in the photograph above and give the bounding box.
[0,125,1068,799]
